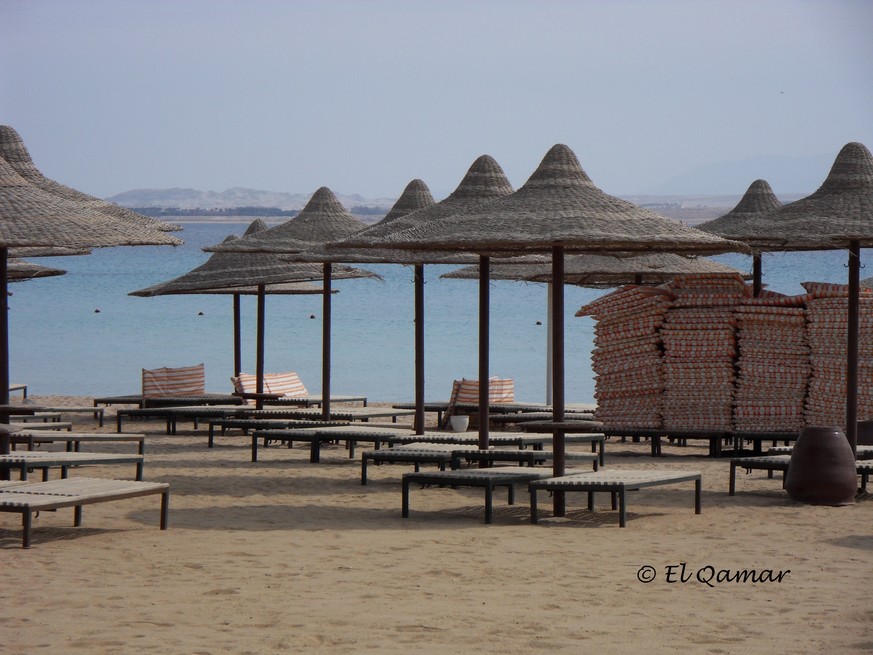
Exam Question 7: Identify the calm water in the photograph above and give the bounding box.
[9,222,873,403]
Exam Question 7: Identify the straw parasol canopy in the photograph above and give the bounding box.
[0,151,182,249]
[442,252,747,287]
[0,128,181,454]
[0,125,182,233]
[7,258,66,281]
[697,179,783,241]
[337,144,745,256]
[131,221,372,386]
[201,190,381,416]
[131,234,379,295]
[8,246,90,257]
[720,141,873,455]
[697,179,784,296]
[204,186,368,254]
[378,179,435,225]
[333,143,747,515]
[277,160,513,432]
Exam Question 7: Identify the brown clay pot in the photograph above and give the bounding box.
[785,426,857,506]
[857,420,873,446]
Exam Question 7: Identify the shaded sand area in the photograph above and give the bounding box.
[2,396,871,654]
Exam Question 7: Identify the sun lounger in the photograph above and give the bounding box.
[262,406,415,423]
[9,383,27,398]
[0,451,145,481]
[262,394,368,408]
[729,455,873,494]
[9,421,73,432]
[0,477,169,548]
[402,467,554,523]
[529,470,703,527]
[362,445,599,485]
[767,444,873,459]
[116,404,249,433]
[250,424,399,463]
[11,432,146,454]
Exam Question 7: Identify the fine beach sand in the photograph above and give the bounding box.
[2,396,871,654]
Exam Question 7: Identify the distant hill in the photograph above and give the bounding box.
[105,186,808,227]
[107,187,397,212]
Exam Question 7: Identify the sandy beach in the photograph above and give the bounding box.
[1,396,871,655]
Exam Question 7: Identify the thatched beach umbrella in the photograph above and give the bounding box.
[279,161,512,433]
[697,179,783,296]
[0,133,181,454]
[706,142,873,455]
[7,258,66,281]
[133,220,375,406]
[444,252,745,287]
[336,143,746,515]
[0,125,182,233]
[203,187,377,418]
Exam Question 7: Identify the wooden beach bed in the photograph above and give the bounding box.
[0,477,169,548]
[528,470,703,527]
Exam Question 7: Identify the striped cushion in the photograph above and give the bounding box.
[453,377,515,404]
[142,363,205,398]
[231,372,308,401]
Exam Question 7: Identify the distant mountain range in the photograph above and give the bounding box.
[107,187,397,211]
[106,186,809,226]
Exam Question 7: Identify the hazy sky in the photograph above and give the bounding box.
[1,0,871,201]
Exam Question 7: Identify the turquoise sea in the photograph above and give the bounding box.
[9,222,873,404]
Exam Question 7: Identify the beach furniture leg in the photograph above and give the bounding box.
[74,505,83,527]
[484,482,494,524]
[251,434,258,462]
[729,461,737,495]
[22,511,32,548]
[361,456,369,485]
[401,477,411,518]
[309,439,320,464]
[135,461,143,481]
[695,478,702,514]
[587,491,594,511]
[610,491,617,510]
[530,487,539,523]
[618,489,627,527]
[160,491,169,530]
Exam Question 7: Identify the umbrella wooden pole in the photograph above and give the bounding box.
[322,264,332,422]
[0,248,9,456]
[256,284,266,410]
[546,283,553,404]
[753,254,762,298]
[233,294,242,377]
[478,255,490,453]
[552,246,566,517]
[414,264,425,435]
[847,241,860,457]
